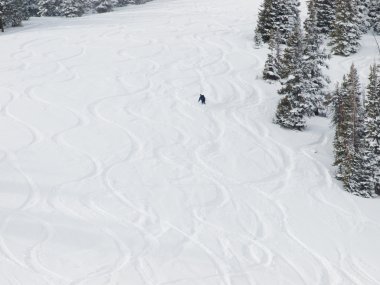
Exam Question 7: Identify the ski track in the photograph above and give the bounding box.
[1,0,380,284]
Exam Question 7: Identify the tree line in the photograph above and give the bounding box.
[0,0,152,31]
[255,0,380,55]
[254,0,380,197]
[259,0,330,130]
[331,64,380,198]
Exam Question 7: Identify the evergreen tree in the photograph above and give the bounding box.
[369,0,380,33]
[60,0,85,17]
[274,23,306,130]
[315,0,335,34]
[362,64,380,195]
[357,0,371,33]
[92,0,114,13]
[38,0,62,16]
[330,0,361,56]
[278,19,302,80]
[348,144,375,197]
[274,0,301,43]
[25,0,39,17]
[116,0,129,6]
[254,0,300,44]
[255,0,274,43]
[303,0,330,116]
[332,65,363,188]
[331,82,346,179]
[263,30,281,81]
[0,0,26,26]
[346,65,379,197]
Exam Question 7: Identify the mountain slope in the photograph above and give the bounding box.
[0,0,379,284]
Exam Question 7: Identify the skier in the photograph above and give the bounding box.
[198,94,206,104]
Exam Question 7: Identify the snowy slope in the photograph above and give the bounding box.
[0,0,380,284]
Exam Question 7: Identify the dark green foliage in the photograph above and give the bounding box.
[254,0,300,44]
[38,0,62,16]
[303,0,330,116]
[357,0,371,33]
[369,0,380,33]
[275,0,300,43]
[315,0,335,34]
[92,0,114,13]
[255,0,274,43]
[360,64,380,196]
[330,0,361,56]
[332,65,363,188]
[275,23,307,130]
[274,93,306,130]
[331,64,379,198]
[263,31,281,81]
[278,21,303,82]
[0,0,27,26]
[61,0,85,17]
[116,0,129,6]
[345,65,379,197]
[25,0,39,17]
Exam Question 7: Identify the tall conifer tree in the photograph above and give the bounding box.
[332,65,363,188]
[330,0,361,56]
[315,0,335,34]
[255,0,274,43]
[303,0,330,116]
[38,0,62,16]
[274,23,306,130]
[369,0,380,33]
[0,0,26,26]
[60,0,85,17]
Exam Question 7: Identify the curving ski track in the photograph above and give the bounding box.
[0,0,380,284]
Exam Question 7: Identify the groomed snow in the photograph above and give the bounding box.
[0,0,380,284]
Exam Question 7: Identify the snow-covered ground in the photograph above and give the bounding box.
[1,0,380,284]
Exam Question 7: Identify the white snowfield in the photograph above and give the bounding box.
[1,0,380,284]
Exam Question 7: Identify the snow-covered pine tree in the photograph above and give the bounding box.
[362,64,380,195]
[81,0,93,12]
[25,0,39,17]
[263,30,281,81]
[0,0,25,26]
[315,0,335,34]
[278,18,302,80]
[255,0,274,43]
[347,64,379,197]
[115,0,129,6]
[274,0,301,43]
[38,0,62,16]
[332,64,363,188]
[357,0,371,33]
[92,0,114,13]
[254,0,300,44]
[330,0,361,56]
[374,12,380,34]
[274,23,307,130]
[0,1,5,31]
[348,143,374,197]
[60,0,85,17]
[346,64,364,153]
[331,82,347,179]
[303,0,330,116]
[369,0,380,33]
